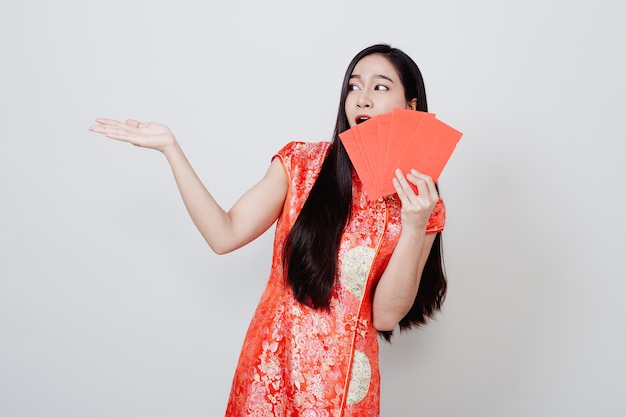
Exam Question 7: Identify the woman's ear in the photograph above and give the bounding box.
[406,98,417,111]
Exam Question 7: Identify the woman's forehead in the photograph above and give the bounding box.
[351,54,399,79]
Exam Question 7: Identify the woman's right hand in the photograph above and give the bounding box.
[89,118,177,153]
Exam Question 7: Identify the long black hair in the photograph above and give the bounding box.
[283,44,447,341]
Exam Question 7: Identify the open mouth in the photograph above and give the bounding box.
[355,116,370,125]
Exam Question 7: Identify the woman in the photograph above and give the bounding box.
[90,44,447,416]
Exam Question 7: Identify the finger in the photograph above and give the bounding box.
[393,169,418,203]
[94,118,126,127]
[125,119,144,129]
[101,126,133,141]
[392,176,411,206]
[89,122,114,133]
[90,124,141,144]
[89,121,131,135]
[93,118,143,133]
[90,118,130,134]
[409,169,439,199]
[395,168,420,196]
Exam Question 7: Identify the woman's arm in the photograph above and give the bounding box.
[371,169,439,331]
[89,118,288,254]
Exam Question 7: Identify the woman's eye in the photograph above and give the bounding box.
[348,84,360,91]
[374,84,389,91]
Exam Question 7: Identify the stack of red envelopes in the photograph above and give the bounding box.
[339,108,463,201]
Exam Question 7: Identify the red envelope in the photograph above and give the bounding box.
[339,108,462,201]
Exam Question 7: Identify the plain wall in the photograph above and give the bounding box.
[1,0,625,416]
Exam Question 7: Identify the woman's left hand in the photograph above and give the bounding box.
[392,168,439,231]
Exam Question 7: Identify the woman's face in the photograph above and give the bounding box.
[344,53,416,128]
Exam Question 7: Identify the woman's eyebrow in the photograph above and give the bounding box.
[349,74,395,83]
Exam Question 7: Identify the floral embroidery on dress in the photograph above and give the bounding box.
[346,350,372,405]
[339,246,376,300]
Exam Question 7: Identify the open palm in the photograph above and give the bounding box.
[89,118,176,152]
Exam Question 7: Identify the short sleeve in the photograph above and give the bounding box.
[426,198,445,234]
[272,141,305,183]
[272,141,330,186]
[270,141,331,228]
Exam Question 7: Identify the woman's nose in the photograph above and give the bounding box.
[356,91,372,108]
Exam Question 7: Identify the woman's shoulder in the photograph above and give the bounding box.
[274,141,330,158]
[273,141,331,166]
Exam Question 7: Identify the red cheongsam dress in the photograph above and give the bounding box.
[225,141,445,416]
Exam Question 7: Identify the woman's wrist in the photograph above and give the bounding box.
[161,139,182,159]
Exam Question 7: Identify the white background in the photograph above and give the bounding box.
[1,0,625,416]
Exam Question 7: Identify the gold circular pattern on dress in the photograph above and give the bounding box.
[346,349,372,405]
[339,246,376,300]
